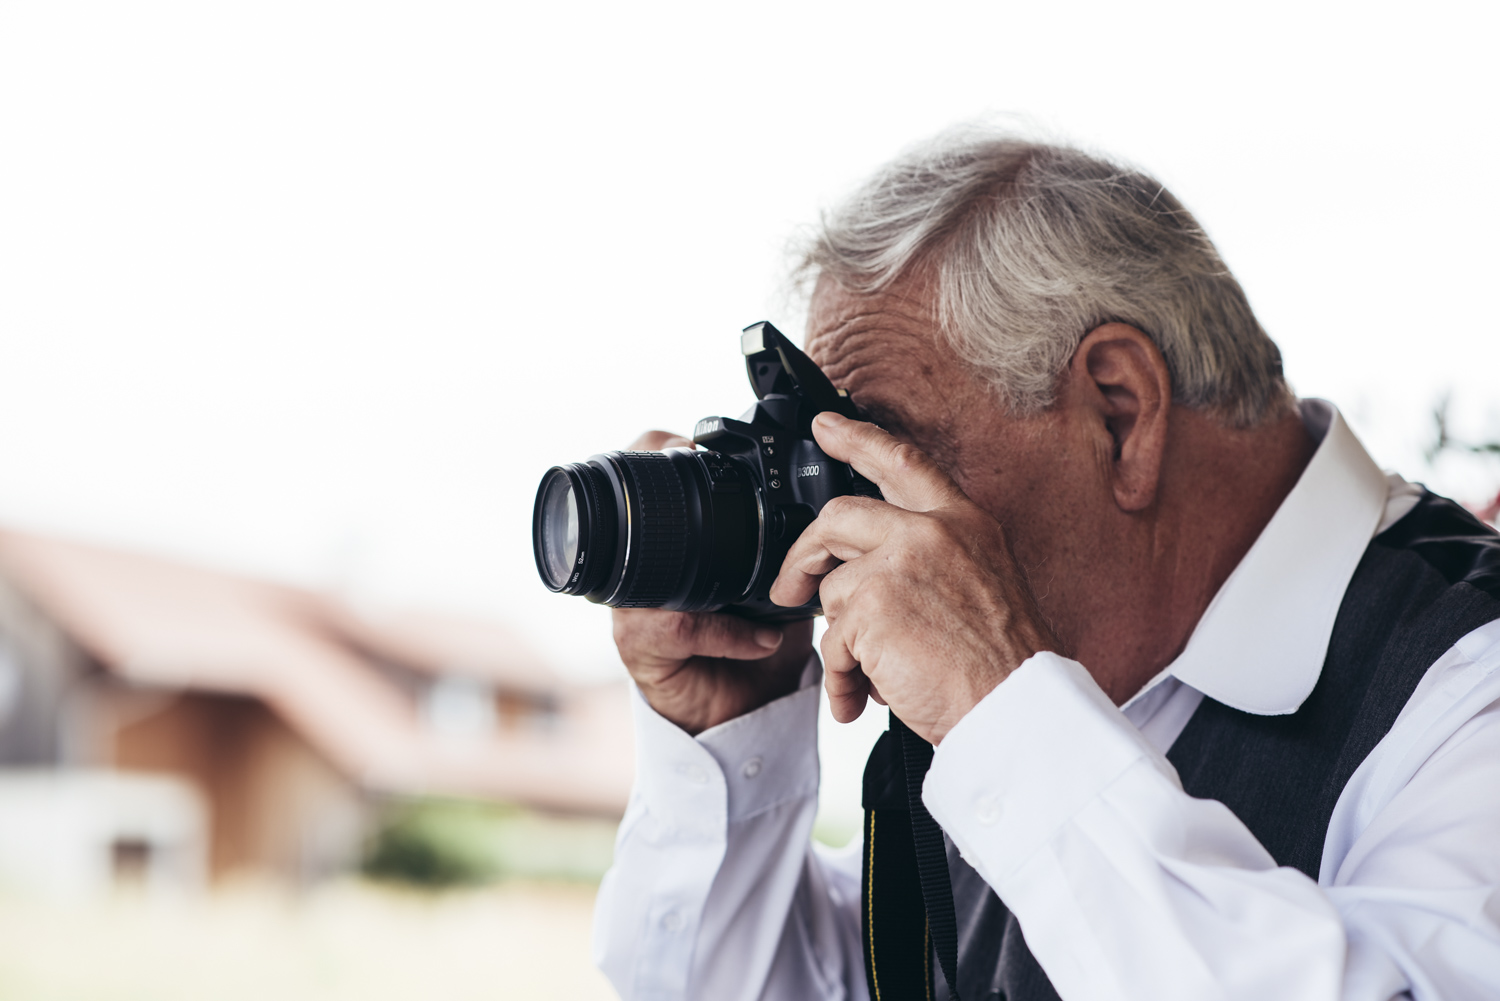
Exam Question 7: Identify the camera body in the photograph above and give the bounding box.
[682,322,879,618]
[531,321,878,621]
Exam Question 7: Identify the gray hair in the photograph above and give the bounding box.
[800,128,1292,428]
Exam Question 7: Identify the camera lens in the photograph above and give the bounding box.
[535,469,579,590]
[532,461,618,597]
[530,449,762,612]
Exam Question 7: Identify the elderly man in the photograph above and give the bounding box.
[592,130,1500,1000]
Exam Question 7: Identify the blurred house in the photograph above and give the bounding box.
[0,769,206,899]
[0,529,631,893]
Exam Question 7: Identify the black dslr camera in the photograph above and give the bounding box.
[531,321,878,621]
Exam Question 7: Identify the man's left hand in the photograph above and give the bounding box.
[769,411,1057,744]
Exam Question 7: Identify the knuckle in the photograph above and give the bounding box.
[820,494,857,520]
[611,611,632,647]
[861,574,894,608]
[886,440,926,474]
[909,513,958,553]
[817,580,845,618]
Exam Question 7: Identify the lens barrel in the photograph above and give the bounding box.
[531,449,761,612]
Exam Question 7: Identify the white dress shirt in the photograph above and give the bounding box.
[593,402,1500,1001]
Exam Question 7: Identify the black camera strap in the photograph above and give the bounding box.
[861,712,963,1000]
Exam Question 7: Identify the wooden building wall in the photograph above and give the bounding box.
[110,692,369,882]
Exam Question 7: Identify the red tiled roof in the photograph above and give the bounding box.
[0,530,631,815]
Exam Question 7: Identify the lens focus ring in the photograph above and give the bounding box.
[616,451,689,607]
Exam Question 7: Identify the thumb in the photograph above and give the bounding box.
[641,610,785,661]
[686,612,786,661]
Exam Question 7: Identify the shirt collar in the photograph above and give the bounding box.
[1160,400,1390,716]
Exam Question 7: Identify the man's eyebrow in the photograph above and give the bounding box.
[851,400,909,437]
[854,398,965,469]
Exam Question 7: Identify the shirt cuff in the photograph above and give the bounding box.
[631,656,822,831]
[923,651,1181,887]
[697,657,822,823]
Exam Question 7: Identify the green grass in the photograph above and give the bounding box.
[362,798,618,887]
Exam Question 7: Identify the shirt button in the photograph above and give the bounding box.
[661,909,683,931]
[975,793,1002,827]
[741,756,763,779]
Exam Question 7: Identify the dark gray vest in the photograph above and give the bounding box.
[867,492,1500,1001]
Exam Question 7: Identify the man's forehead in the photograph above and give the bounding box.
[802,273,978,462]
[802,274,939,374]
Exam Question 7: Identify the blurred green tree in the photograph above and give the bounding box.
[362,799,510,887]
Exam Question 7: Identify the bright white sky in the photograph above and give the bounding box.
[1,0,1497,829]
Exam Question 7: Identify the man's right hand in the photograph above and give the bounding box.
[611,431,817,736]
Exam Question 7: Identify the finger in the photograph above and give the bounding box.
[613,608,783,664]
[628,429,696,451]
[768,497,908,607]
[812,558,868,621]
[811,412,965,513]
[820,620,870,723]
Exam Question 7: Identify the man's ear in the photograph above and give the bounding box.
[1067,323,1172,512]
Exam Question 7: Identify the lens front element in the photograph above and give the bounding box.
[532,460,620,598]
[536,469,579,589]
